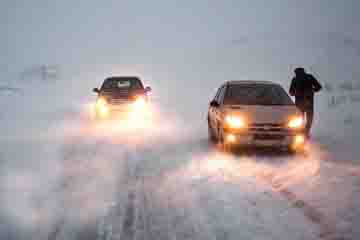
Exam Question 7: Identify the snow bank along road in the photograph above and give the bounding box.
[1,113,359,240]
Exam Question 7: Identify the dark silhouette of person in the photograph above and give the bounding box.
[289,68,322,137]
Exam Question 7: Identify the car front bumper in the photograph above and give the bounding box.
[223,130,306,149]
[96,103,139,118]
[95,108,130,119]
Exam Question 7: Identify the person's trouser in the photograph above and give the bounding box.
[295,97,314,136]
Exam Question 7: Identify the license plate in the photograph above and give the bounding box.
[256,140,279,146]
[111,106,130,112]
[254,134,284,140]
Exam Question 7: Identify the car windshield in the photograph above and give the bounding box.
[224,84,294,106]
[101,77,144,91]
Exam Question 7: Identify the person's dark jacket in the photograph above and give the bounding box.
[289,73,322,98]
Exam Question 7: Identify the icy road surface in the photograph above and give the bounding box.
[1,110,359,240]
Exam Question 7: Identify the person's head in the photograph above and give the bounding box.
[294,67,306,76]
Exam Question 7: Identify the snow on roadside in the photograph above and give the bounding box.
[283,143,360,240]
[235,141,360,240]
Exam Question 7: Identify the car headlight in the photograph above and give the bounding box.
[95,97,109,117]
[96,98,107,107]
[225,115,246,129]
[132,96,147,112]
[288,116,304,129]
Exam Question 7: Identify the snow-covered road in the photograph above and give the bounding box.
[54,135,320,240]
[2,109,360,240]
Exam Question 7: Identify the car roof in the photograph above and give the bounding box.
[105,76,141,81]
[225,80,280,86]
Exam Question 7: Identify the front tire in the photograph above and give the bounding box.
[222,142,232,152]
[286,145,306,156]
[285,146,296,155]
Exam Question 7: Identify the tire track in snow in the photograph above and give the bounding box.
[133,178,155,240]
[121,191,136,240]
[112,144,214,240]
[95,148,143,240]
[47,219,65,240]
[257,171,340,240]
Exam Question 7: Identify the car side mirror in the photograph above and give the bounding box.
[210,100,220,108]
[93,88,100,94]
[145,86,152,93]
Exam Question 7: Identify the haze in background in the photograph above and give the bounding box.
[1,0,360,134]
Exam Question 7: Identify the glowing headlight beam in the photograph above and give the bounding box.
[288,116,304,129]
[294,134,305,145]
[226,134,236,143]
[132,97,147,112]
[95,97,109,118]
[96,98,107,107]
[225,115,246,129]
[98,105,108,117]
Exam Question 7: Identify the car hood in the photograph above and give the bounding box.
[224,105,301,124]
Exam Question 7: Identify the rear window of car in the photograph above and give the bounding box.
[223,84,294,106]
[101,77,144,91]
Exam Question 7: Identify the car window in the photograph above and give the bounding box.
[223,84,294,106]
[117,80,131,88]
[101,78,144,91]
[215,86,226,102]
[213,86,222,102]
[218,85,227,104]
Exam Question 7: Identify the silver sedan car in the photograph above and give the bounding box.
[207,81,306,152]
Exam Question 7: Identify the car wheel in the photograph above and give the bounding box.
[223,142,232,152]
[285,146,296,155]
[286,145,306,156]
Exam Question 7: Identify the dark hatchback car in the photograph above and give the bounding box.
[93,76,151,119]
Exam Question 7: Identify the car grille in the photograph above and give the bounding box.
[101,89,133,105]
[249,123,289,133]
[102,89,130,97]
[108,98,132,105]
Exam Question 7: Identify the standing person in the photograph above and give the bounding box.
[289,67,322,138]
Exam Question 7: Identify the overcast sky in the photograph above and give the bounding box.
[1,0,360,111]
